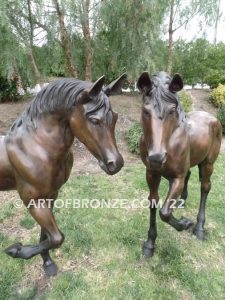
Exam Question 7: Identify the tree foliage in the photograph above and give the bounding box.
[96,0,168,80]
[0,0,224,100]
[173,40,225,86]
[165,0,217,74]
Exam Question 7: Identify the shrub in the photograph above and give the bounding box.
[204,70,225,89]
[125,122,142,154]
[209,84,225,107]
[217,105,225,134]
[178,90,192,112]
[0,76,20,103]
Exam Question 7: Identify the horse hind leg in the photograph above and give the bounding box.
[193,122,221,240]
[5,201,64,275]
[193,162,213,240]
[178,170,191,206]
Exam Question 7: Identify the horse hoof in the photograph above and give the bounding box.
[193,228,206,241]
[5,243,22,258]
[43,261,58,277]
[180,217,194,230]
[142,243,154,258]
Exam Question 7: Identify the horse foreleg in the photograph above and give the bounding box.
[159,177,194,231]
[193,162,213,240]
[5,203,64,263]
[39,193,58,276]
[143,170,161,258]
[39,227,58,276]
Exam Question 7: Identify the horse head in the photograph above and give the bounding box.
[137,71,184,169]
[69,74,127,175]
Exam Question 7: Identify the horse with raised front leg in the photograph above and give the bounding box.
[0,73,126,276]
[137,71,222,258]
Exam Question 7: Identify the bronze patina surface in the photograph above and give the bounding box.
[137,71,222,257]
[0,74,126,276]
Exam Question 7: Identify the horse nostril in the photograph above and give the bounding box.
[107,161,117,172]
[148,152,167,164]
[104,155,124,175]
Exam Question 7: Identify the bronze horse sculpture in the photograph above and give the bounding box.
[0,74,126,276]
[137,71,222,258]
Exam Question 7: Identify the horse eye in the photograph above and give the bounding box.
[143,110,151,117]
[169,108,176,115]
[89,118,101,125]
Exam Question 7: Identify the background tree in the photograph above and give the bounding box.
[0,0,224,97]
[173,39,210,85]
[214,0,221,44]
[165,0,217,74]
[96,0,168,81]
[52,0,78,77]
[4,0,44,83]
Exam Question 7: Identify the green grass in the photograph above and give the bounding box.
[1,155,225,299]
[20,215,36,230]
[0,202,16,223]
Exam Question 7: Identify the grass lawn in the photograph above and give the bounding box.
[0,154,225,299]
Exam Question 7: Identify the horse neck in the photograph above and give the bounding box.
[34,113,74,150]
[7,112,74,157]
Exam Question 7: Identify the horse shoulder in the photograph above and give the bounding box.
[5,130,72,196]
[169,126,190,155]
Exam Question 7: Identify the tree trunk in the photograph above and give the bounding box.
[27,0,43,84]
[81,0,93,81]
[166,0,174,74]
[27,51,42,83]
[214,0,221,45]
[53,0,77,77]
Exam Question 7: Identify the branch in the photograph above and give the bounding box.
[173,6,203,32]
[172,2,179,24]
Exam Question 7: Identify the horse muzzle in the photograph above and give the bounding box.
[147,151,167,169]
[99,154,124,175]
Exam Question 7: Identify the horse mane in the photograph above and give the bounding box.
[149,72,186,125]
[9,78,110,132]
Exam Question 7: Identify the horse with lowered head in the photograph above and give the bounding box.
[0,74,126,276]
[137,71,222,258]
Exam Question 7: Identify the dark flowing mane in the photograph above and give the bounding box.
[9,78,110,132]
[149,72,186,124]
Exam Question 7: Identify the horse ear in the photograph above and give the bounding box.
[137,72,152,94]
[103,73,127,96]
[88,75,105,98]
[77,76,105,105]
[169,74,183,92]
[77,90,90,105]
